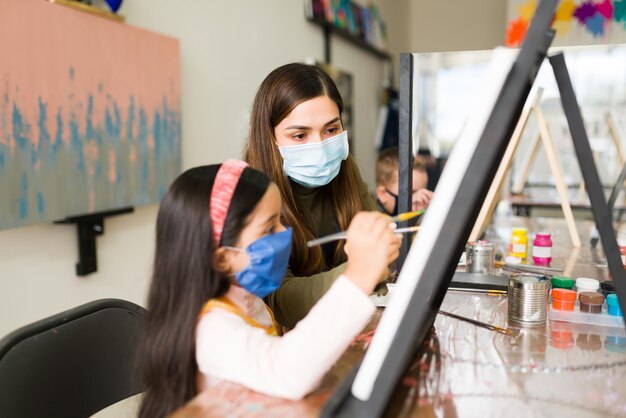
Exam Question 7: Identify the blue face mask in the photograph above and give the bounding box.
[224,227,292,298]
[278,131,349,188]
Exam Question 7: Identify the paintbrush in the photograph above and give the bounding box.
[307,225,420,247]
[438,309,515,336]
[392,210,424,222]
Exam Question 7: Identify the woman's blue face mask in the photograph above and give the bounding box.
[223,227,293,298]
[278,131,349,188]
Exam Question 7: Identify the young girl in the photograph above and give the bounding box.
[137,160,400,417]
[245,63,396,329]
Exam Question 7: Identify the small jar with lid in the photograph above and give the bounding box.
[509,228,528,260]
[532,232,552,265]
[552,288,576,311]
[578,292,605,314]
[606,294,623,317]
[600,280,615,297]
[551,276,574,290]
[575,277,599,296]
[465,241,495,274]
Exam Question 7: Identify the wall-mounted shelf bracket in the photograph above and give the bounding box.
[55,207,134,276]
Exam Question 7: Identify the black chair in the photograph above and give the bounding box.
[0,298,147,418]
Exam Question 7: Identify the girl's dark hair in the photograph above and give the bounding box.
[244,62,369,275]
[137,164,271,418]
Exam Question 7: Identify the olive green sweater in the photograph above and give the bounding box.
[265,179,376,328]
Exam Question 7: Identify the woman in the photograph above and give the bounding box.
[245,63,395,328]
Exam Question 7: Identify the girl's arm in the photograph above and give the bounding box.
[264,263,347,329]
[196,274,374,400]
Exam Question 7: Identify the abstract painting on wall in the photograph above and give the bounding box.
[0,0,181,230]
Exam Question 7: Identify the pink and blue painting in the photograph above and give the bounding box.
[0,0,181,230]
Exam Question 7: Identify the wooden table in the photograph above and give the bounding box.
[171,216,626,418]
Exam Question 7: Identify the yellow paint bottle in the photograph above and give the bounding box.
[509,228,528,260]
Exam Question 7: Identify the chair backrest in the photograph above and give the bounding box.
[0,298,147,418]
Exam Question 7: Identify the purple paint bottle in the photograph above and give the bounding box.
[532,232,552,265]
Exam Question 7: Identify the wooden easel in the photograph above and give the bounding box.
[572,111,626,199]
[470,87,581,247]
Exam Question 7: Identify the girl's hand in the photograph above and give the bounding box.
[344,212,401,295]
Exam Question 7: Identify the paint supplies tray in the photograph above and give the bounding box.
[549,303,625,329]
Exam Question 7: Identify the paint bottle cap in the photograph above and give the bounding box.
[552,288,577,302]
[579,292,605,305]
[505,255,522,265]
[600,280,615,293]
[576,277,600,290]
[551,276,574,289]
[606,293,620,307]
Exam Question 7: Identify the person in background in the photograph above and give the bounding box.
[137,161,400,417]
[245,63,398,329]
[375,146,433,216]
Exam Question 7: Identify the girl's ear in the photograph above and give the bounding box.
[212,247,232,274]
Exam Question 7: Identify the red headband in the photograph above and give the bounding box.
[210,159,248,246]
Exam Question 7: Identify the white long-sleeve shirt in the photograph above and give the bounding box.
[195,274,375,400]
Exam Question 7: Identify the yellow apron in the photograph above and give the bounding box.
[200,297,278,336]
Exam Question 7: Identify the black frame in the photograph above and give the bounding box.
[322,0,558,416]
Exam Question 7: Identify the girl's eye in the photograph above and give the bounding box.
[292,133,306,141]
[267,225,276,234]
[326,127,338,134]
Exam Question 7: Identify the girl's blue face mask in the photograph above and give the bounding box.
[224,227,292,298]
[278,131,349,188]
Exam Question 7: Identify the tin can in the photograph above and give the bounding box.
[508,274,549,326]
[465,241,495,274]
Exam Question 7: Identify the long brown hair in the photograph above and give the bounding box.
[244,63,368,276]
[137,164,271,418]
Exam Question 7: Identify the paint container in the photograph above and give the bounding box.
[551,288,576,311]
[532,232,552,265]
[600,280,615,297]
[578,292,605,314]
[551,276,575,290]
[575,277,600,296]
[465,241,495,274]
[509,228,528,260]
[508,274,549,326]
[606,294,623,317]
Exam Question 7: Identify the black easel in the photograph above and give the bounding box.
[590,159,626,247]
[323,1,624,416]
[549,52,626,312]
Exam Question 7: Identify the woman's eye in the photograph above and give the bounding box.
[292,133,306,141]
[325,127,340,136]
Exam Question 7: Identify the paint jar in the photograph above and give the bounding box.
[509,228,528,260]
[508,274,549,326]
[600,280,615,297]
[575,277,599,296]
[579,292,605,314]
[551,288,576,311]
[551,276,574,290]
[465,241,495,274]
[606,294,623,317]
[532,232,552,265]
